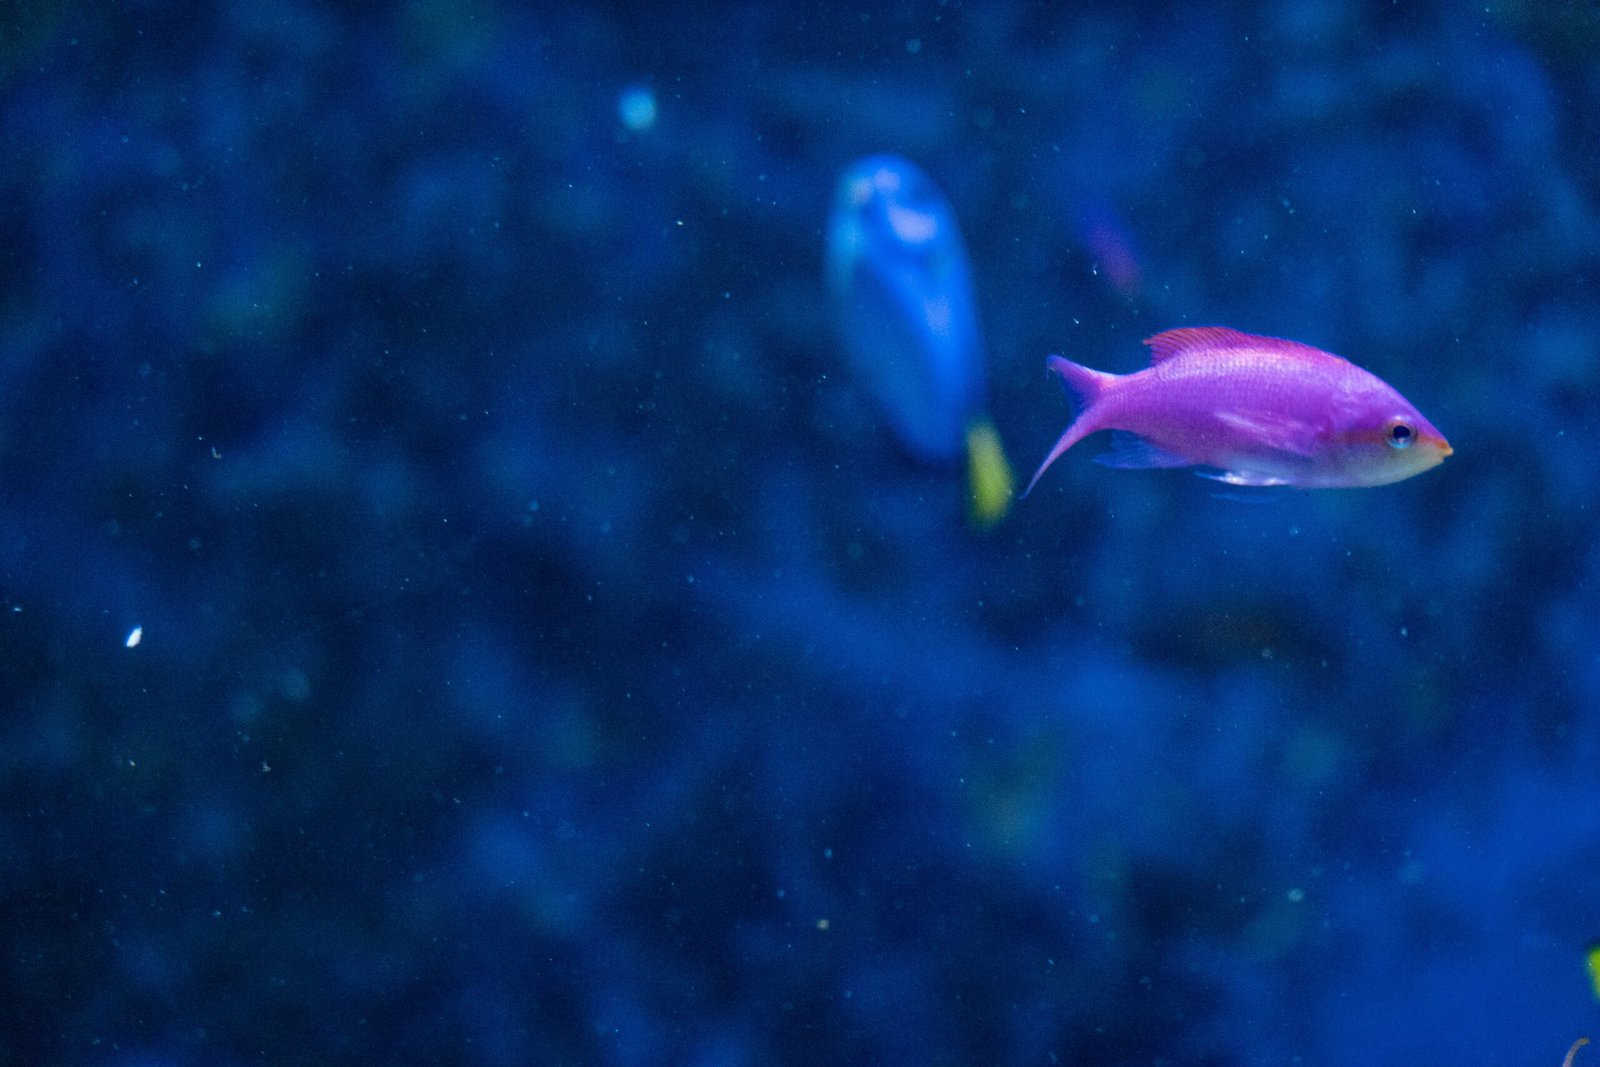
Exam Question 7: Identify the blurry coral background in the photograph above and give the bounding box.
[3,1,1599,1063]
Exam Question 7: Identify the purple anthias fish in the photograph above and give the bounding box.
[1024,326,1451,495]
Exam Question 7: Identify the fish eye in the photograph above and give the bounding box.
[1386,421,1413,450]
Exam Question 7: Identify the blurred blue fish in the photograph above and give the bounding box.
[826,155,1013,526]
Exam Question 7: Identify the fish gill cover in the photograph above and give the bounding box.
[0,2,1597,1064]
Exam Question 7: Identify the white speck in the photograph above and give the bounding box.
[125,625,143,648]
[906,37,922,53]
[617,85,657,131]
[1287,887,1305,902]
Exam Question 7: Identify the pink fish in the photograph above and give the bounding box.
[1024,326,1451,494]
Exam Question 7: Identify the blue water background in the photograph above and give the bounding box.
[2,2,1598,1063]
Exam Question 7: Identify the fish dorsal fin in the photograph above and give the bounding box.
[1143,327,1341,367]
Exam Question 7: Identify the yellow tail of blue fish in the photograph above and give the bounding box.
[966,418,1013,530]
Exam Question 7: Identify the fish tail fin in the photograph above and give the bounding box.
[1021,356,1115,498]
[965,417,1014,530]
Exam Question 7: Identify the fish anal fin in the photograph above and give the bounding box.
[1093,432,1193,470]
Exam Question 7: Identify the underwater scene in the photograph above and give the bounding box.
[4,1,1600,1064]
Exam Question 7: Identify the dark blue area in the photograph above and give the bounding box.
[3,2,1599,1063]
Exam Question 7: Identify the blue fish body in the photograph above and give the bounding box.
[826,155,985,463]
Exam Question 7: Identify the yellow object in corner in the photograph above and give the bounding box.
[1586,943,1600,1000]
[966,418,1014,530]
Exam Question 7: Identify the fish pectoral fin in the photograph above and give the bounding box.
[1194,466,1292,487]
[1092,432,1193,469]
[1213,411,1323,457]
